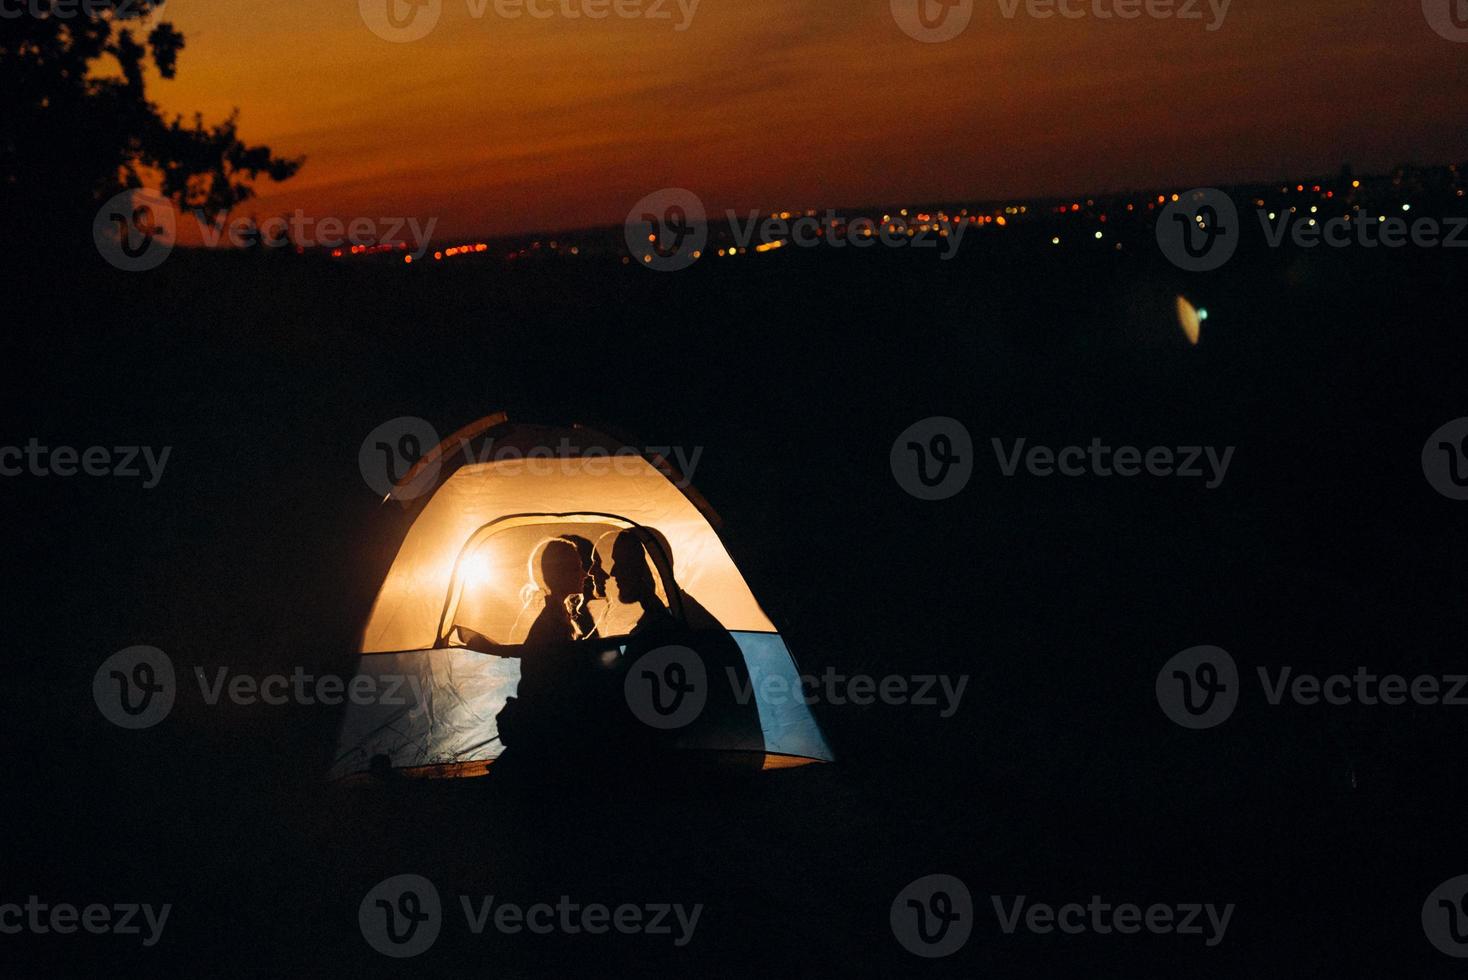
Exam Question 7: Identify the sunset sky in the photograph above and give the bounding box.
[150,0,1468,241]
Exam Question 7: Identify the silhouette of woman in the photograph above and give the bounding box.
[558,534,609,640]
[497,537,597,755]
[522,537,588,647]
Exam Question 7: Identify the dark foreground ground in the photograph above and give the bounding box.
[6,232,1468,976]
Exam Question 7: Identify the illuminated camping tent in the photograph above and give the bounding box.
[332,415,833,779]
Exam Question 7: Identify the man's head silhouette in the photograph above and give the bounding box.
[609,530,657,605]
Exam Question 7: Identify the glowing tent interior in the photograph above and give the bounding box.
[332,415,834,779]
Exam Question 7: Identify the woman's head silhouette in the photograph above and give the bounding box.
[525,537,585,601]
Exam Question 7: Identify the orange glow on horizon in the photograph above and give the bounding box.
[145,2,1468,242]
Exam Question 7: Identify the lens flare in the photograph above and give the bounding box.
[1176,295,1203,346]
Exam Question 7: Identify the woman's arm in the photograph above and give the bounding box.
[446,624,517,658]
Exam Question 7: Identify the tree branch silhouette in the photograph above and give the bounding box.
[0,0,304,248]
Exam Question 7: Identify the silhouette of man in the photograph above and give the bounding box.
[608,529,677,638]
[603,527,767,769]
